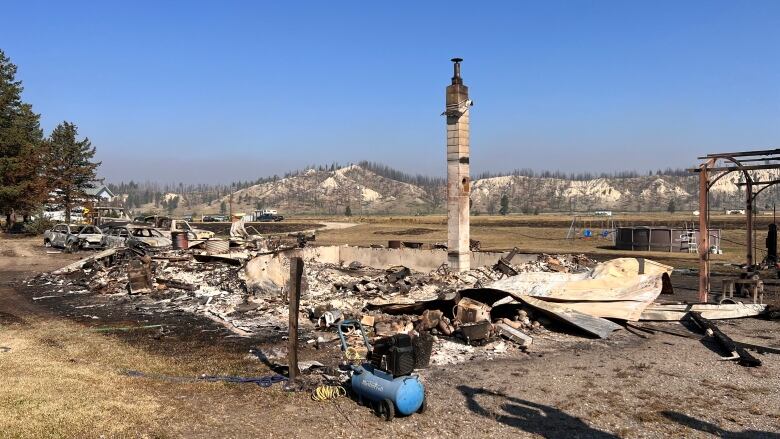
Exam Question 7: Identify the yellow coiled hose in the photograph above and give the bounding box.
[311,385,347,401]
[344,347,364,361]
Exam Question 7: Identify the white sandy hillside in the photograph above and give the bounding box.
[640,179,689,198]
[561,179,622,202]
[709,169,780,194]
[162,193,181,202]
[194,164,434,214]
[123,164,780,216]
[471,176,622,204]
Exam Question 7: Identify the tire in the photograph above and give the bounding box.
[380,399,395,421]
[43,239,51,248]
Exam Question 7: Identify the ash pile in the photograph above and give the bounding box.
[28,245,605,365]
[32,244,775,371]
[301,253,599,365]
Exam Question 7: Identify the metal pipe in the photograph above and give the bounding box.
[451,57,463,84]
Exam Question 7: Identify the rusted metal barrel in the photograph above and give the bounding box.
[388,240,401,249]
[205,239,229,254]
[171,231,189,250]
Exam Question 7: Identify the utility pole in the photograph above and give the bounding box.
[229,183,234,218]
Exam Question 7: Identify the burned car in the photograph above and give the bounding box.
[257,213,284,222]
[43,224,105,252]
[103,224,172,251]
[142,216,215,240]
[169,219,214,240]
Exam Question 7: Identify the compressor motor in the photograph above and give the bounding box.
[369,334,416,377]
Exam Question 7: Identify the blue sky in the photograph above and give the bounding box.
[2,1,779,184]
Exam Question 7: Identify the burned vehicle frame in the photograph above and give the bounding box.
[43,224,106,252]
[103,224,173,252]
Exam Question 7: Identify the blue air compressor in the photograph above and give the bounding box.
[338,320,427,420]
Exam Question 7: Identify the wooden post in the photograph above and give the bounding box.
[690,311,761,367]
[746,180,753,267]
[698,162,711,303]
[286,257,303,388]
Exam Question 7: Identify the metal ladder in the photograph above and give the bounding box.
[682,231,698,253]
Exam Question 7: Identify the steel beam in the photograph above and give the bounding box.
[699,148,780,159]
[698,161,712,302]
[746,180,753,267]
[691,163,780,173]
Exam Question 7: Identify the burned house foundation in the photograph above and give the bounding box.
[244,245,530,292]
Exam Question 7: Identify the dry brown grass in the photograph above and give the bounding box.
[0,317,177,438]
[0,311,343,438]
[294,212,776,226]
[310,216,760,268]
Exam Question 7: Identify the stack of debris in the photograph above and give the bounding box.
[35,245,772,367]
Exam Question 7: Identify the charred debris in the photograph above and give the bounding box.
[27,235,778,375]
[32,240,603,355]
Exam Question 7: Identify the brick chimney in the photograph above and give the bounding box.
[445,58,471,272]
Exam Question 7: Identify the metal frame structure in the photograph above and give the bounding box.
[692,148,780,302]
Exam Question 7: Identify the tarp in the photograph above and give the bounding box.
[487,258,673,321]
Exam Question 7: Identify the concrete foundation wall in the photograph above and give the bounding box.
[245,245,534,292]
[339,246,532,272]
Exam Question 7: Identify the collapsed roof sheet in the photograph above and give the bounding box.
[487,258,673,321]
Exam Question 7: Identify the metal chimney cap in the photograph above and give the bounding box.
[450,58,464,84]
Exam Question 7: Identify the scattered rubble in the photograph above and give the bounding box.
[35,244,763,368]
[37,250,576,348]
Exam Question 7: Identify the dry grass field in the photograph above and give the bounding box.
[292,213,767,269]
[0,238,336,438]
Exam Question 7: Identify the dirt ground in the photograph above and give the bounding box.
[1,234,780,438]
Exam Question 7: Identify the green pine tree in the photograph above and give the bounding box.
[499,194,510,215]
[43,122,100,223]
[0,50,47,227]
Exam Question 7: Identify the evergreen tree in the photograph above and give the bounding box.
[667,199,676,214]
[43,122,100,223]
[0,50,47,227]
[220,200,227,214]
[167,195,179,214]
[345,205,352,216]
[499,194,510,215]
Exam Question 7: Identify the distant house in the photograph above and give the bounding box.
[41,181,117,222]
[84,183,116,204]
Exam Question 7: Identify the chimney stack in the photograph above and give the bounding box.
[445,58,471,272]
